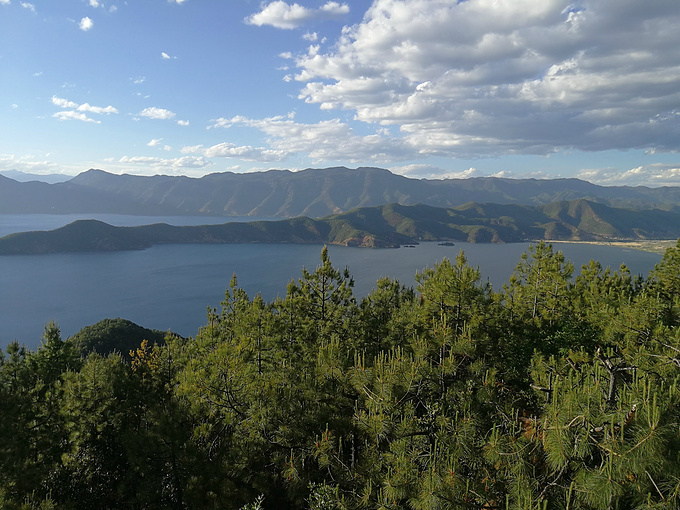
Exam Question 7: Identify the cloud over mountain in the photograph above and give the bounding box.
[292,0,680,158]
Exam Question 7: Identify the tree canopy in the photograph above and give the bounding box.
[2,241,680,509]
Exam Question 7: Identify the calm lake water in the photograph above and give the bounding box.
[0,214,664,350]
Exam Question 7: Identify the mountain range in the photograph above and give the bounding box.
[2,199,679,255]
[3,166,680,217]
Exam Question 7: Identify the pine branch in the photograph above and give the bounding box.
[646,470,665,501]
[538,461,569,500]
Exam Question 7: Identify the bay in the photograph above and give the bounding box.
[0,215,663,350]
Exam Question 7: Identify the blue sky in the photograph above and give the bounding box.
[1,0,679,185]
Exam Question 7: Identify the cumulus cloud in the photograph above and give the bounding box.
[20,2,35,12]
[210,112,414,163]
[79,16,93,31]
[161,52,173,59]
[118,155,212,174]
[51,96,78,109]
[189,142,289,162]
[245,1,349,29]
[147,138,162,147]
[53,111,100,123]
[177,119,190,126]
[51,95,118,123]
[389,164,484,180]
[290,0,680,158]
[140,107,176,120]
[78,103,117,114]
[578,163,680,186]
[89,0,99,6]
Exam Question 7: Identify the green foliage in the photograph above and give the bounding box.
[7,198,680,255]
[4,242,680,509]
[68,317,168,359]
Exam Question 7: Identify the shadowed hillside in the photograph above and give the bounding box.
[4,167,680,217]
[2,199,679,255]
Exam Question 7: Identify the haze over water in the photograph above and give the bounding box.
[0,215,663,350]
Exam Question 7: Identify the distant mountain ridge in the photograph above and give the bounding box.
[0,170,72,184]
[1,199,679,255]
[3,167,680,217]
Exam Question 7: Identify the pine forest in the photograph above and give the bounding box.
[3,241,680,510]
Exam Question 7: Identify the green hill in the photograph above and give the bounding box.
[2,199,679,255]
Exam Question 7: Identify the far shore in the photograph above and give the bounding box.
[549,239,677,255]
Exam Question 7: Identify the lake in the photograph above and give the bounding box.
[0,214,664,350]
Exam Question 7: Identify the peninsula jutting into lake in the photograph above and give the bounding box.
[2,198,680,255]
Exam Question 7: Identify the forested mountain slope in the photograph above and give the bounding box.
[3,166,680,217]
[1,199,679,255]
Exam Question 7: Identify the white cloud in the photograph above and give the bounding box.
[20,2,35,12]
[578,163,680,186]
[77,102,118,114]
[0,1,11,5]
[53,111,100,123]
[202,142,288,162]
[79,17,94,31]
[177,119,190,126]
[132,76,146,85]
[140,107,176,120]
[389,164,482,179]
[290,0,680,158]
[210,112,414,163]
[303,32,318,42]
[89,0,99,6]
[245,1,349,29]
[147,138,162,147]
[320,2,348,15]
[51,96,117,122]
[161,52,172,59]
[118,155,212,174]
[51,96,78,109]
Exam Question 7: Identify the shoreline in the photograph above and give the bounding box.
[549,239,677,255]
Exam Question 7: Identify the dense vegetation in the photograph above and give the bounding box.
[3,241,680,509]
[4,200,680,255]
